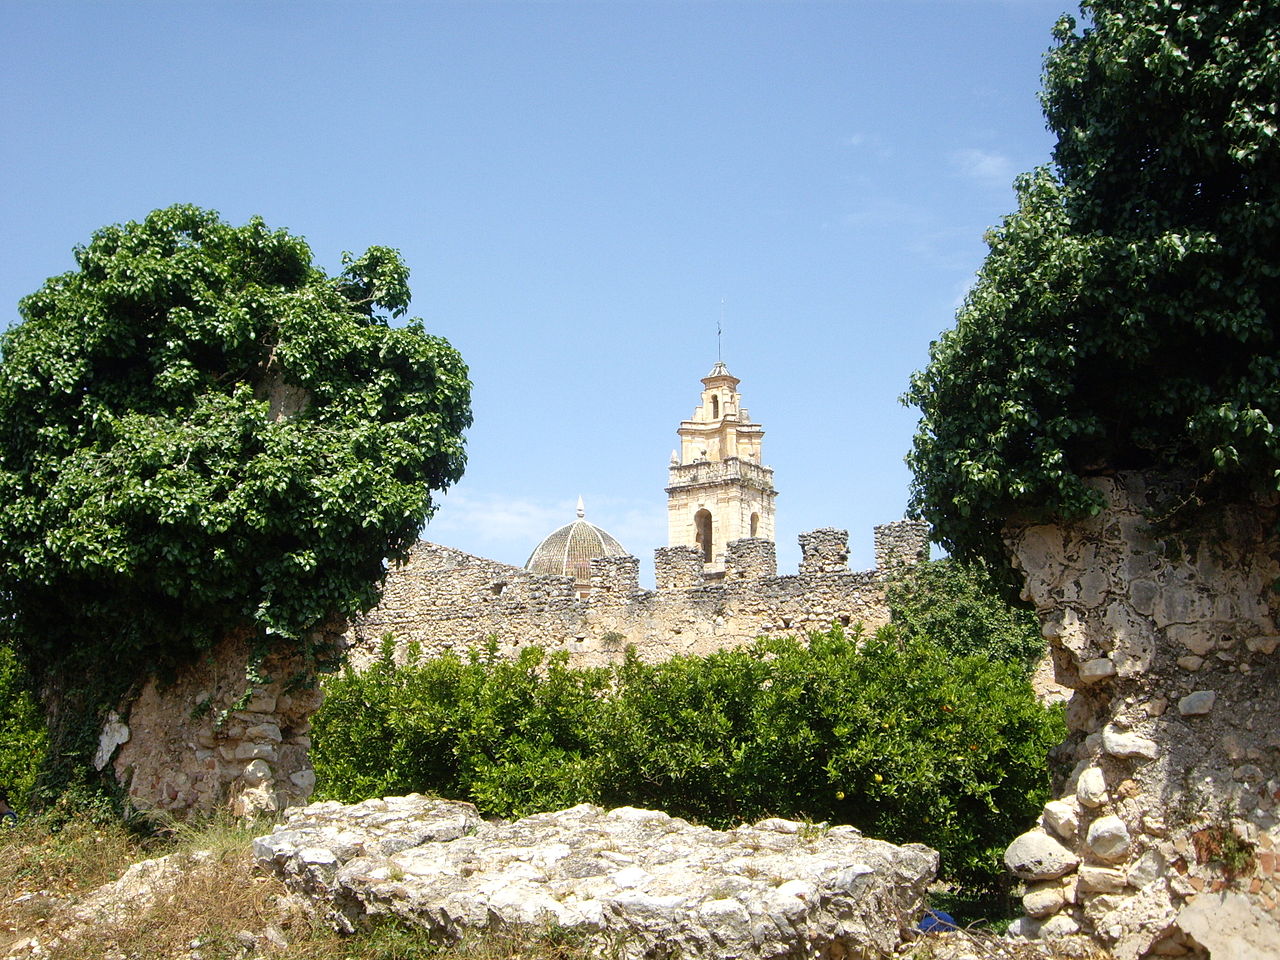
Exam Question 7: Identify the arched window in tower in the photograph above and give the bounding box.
[694,509,713,562]
[750,512,760,538]
[711,395,719,419]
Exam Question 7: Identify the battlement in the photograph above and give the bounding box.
[346,520,930,669]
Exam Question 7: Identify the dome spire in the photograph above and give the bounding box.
[576,495,585,519]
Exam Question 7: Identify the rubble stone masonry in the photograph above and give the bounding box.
[1002,473,1280,959]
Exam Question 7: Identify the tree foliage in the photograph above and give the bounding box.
[0,205,471,752]
[905,0,1280,563]
[313,629,1064,903]
[884,559,1045,669]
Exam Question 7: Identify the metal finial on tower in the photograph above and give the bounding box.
[718,297,725,362]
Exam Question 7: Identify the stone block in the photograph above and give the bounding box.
[1077,767,1110,808]
[1077,865,1128,893]
[1079,658,1117,683]
[1043,799,1081,841]
[1086,815,1132,862]
[1023,882,1067,917]
[1005,830,1080,881]
[1102,725,1159,760]
[1177,690,1217,716]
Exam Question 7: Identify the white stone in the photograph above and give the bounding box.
[1087,815,1132,862]
[1177,690,1217,716]
[94,712,131,771]
[1004,830,1080,881]
[1177,655,1204,671]
[1079,658,1117,683]
[1128,849,1166,888]
[1077,766,1110,808]
[245,722,283,742]
[1077,864,1127,893]
[1039,913,1080,938]
[1042,798,1081,841]
[1006,916,1043,940]
[289,768,316,792]
[1178,891,1280,960]
[1245,635,1279,654]
[241,759,272,784]
[1022,882,1066,918]
[1102,724,1159,760]
[234,741,278,761]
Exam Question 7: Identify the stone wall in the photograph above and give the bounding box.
[345,522,929,669]
[1002,473,1280,959]
[97,622,343,817]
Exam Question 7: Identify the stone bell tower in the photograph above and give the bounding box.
[666,362,777,572]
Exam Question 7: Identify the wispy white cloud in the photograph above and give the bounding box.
[426,490,568,554]
[424,490,668,577]
[843,132,891,158]
[950,148,1017,188]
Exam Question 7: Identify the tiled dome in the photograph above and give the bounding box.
[525,498,628,584]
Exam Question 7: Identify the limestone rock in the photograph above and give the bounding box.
[1077,865,1127,893]
[1022,882,1066,918]
[1101,725,1159,761]
[93,712,130,771]
[1040,913,1080,938]
[1086,815,1131,862]
[255,795,937,959]
[1076,766,1110,808]
[1177,690,1216,716]
[1042,798,1081,841]
[1079,658,1117,683]
[1004,830,1079,881]
[1178,890,1280,960]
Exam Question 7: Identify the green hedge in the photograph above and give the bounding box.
[312,628,1064,900]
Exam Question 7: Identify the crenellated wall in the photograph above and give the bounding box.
[1001,473,1280,960]
[343,522,930,669]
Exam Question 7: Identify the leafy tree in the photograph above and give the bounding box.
[0,205,471,788]
[884,559,1045,669]
[905,0,1280,563]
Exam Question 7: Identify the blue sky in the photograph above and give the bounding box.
[2,1,1073,582]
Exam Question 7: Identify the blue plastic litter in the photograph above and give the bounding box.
[918,909,959,933]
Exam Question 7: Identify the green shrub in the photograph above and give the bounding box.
[884,559,1044,669]
[0,641,47,813]
[312,628,1064,904]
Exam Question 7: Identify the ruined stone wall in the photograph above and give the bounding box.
[345,523,928,669]
[97,623,343,817]
[1002,473,1280,960]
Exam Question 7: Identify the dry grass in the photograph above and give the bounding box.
[0,812,595,960]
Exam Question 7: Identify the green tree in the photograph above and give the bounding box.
[884,559,1045,669]
[0,205,471,791]
[905,0,1280,563]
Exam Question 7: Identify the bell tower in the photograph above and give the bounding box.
[666,362,776,572]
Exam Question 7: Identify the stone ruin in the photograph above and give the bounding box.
[344,520,931,669]
[253,793,938,960]
[1002,472,1280,959]
[95,622,344,817]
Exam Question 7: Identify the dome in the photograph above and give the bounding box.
[525,498,628,584]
